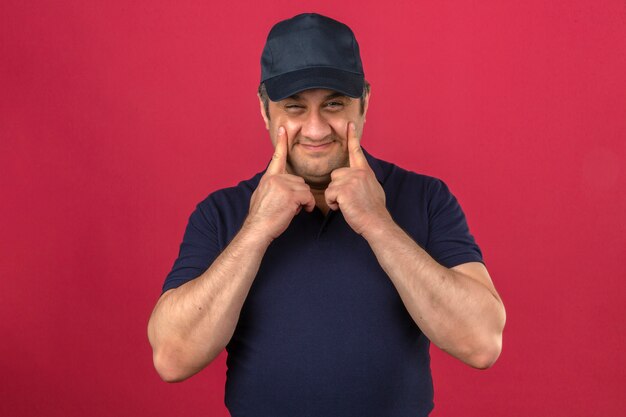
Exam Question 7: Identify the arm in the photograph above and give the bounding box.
[147,226,271,382]
[363,220,505,369]
[326,123,505,369]
[148,127,315,382]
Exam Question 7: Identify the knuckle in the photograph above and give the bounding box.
[352,169,366,180]
[266,175,286,190]
[331,168,345,179]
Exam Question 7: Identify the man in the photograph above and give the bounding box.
[148,13,505,417]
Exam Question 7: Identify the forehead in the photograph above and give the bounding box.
[278,88,348,102]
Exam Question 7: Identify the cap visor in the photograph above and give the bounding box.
[264,67,364,101]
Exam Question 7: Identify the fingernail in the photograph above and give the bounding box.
[278,126,285,135]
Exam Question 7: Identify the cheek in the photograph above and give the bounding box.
[335,120,350,137]
[282,121,302,147]
[328,119,350,145]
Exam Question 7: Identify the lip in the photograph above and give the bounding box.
[298,142,334,151]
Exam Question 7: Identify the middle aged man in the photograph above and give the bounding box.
[148,13,506,417]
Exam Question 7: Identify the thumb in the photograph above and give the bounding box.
[267,126,288,175]
[348,122,368,168]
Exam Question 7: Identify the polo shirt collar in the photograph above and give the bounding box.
[257,146,387,186]
[362,147,387,185]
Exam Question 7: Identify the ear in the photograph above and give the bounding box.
[362,88,371,123]
[258,94,270,130]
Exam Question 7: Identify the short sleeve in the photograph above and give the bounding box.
[425,179,484,268]
[162,200,222,293]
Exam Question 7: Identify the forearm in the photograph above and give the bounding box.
[148,128,317,382]
[147,224,272,382]
[363,218,505,369]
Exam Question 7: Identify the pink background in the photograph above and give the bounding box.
[2,1,625,416]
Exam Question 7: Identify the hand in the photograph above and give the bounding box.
[245,126,316,242]
[325,122,392,235]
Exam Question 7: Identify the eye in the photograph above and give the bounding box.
[284,104,305,112]
[324,101,345,110]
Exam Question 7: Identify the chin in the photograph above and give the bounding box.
[291,158,346,186]
[289,163,330,184]
[302,173,333,189]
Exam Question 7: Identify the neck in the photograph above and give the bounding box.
[309,188,330,215]
[287,166,335,216]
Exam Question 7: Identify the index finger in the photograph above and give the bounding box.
[347,122,368,168]
[267,126,288,175]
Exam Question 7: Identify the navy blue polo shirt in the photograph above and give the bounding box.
[162,150,483,417]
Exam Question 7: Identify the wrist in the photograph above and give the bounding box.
[360,211,397,241]
[239,219,275,248]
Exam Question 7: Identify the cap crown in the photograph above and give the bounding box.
[259,13,365,101]
[261,13,363,82]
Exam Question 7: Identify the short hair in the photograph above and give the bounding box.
[258,80,371,121]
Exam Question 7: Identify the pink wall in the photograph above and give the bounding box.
[2,1,624,415]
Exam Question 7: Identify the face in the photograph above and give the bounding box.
[259,88,369,189]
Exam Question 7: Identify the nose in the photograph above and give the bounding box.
[300,109,332,142]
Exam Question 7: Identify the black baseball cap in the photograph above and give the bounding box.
[260,13,365,101]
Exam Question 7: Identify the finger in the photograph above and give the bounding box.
[330,167,349,181]
[324,186,340,211]
[287,181,313,193]
[282,174,306,184]
[347,122,368,169]
[260,172,306,191]
[294,190,316,213]
[267,126,288,175]
[303,192,316,213]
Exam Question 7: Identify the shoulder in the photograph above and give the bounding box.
[366,151,451,200]
[190,171,263,238]
[196,171,263,213]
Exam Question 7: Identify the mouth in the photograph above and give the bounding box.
[298,141,334,152]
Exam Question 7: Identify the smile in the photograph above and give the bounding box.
[298,142,334,152]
